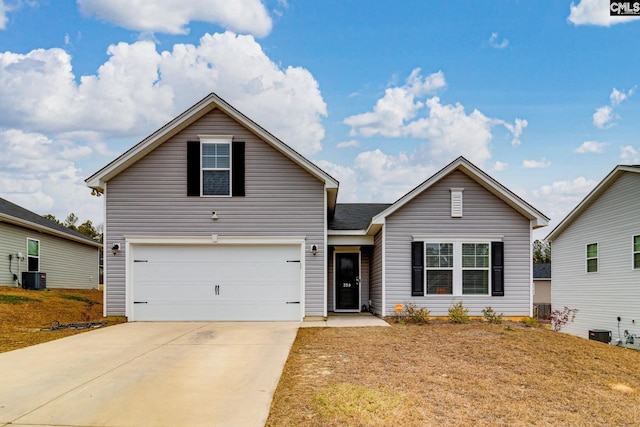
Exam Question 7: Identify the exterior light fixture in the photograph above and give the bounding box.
[111,243,120,255]
[211,211,218,220]
[311,244,318,256]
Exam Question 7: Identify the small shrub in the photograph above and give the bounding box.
[550,306,579,332]
[520,316,539,327]
[482,306,503,324]
[448,301,470,324]
[405,302,430,324]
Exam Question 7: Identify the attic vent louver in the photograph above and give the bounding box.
[450,188,464,218]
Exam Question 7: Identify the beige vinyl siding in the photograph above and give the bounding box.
[384,171,532,317]
[104,109,326,317]
[533,280,551,304]
[0,222,99,289]
[369,231,383,315]
[552,172,640,340]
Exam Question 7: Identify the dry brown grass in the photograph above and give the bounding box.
[267,322,640,426]
[0,286,125,353]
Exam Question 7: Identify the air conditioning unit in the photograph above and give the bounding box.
[22,272,47,290]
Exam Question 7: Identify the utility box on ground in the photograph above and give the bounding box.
[22,272,47,290]
[589,329,611,344]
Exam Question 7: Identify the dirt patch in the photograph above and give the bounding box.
[0,286,125,353]
[267,323,640,426]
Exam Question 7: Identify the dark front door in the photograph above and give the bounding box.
[335,253,359,310]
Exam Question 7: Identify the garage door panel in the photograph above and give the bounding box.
[131,244,302,321]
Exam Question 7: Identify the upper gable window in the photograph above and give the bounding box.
[202,140,231,196]
[187,137,245,198]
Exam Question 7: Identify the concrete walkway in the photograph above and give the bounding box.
[300,312,391,328]
[0,322,298,427]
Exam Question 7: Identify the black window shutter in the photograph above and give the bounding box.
[187,141,200,196]
[411,241,424,296]
[232,141,245,197]
[491,241,504,296]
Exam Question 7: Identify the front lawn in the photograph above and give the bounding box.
[0,286,125,353]
[267,322,640,426]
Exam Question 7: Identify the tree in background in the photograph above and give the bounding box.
[43,213,103,243]
[533,239,551,263]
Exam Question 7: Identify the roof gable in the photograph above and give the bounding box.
[545,165,640,242]
[369,156,549,233]
[0,197,101,247]
[85,92,339,208]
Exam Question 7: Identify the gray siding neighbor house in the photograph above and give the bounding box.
[546,165,640,342]
[87,93,548,321]
[0,197,102,290]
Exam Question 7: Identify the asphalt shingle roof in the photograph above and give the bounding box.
[330,203,391,230]
[0,197,99,246]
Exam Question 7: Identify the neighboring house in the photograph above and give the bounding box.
[86,93,549,321]
[546,164,640,341]
[533,263,551,319]
[0,197,102,290]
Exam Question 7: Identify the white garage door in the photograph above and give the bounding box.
[131,244,302,321]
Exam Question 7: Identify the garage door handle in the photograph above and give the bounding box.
[286,301,300,304]
[134,301,148,304]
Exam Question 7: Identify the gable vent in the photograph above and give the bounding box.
[450,188,464,218]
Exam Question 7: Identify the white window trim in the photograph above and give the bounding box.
[586,242,598,273]
[27,237,40,272]
[421,237,496,296]
[633,235,640,270]
[199,135,232,197]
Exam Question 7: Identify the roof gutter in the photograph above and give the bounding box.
[0,214,102,248]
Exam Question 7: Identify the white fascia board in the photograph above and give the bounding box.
[0,214,102,248]
[369,157,549,229]
[328,235,374,246]
[545,166,640,242]
[123,235,307,245]
[86,93,339,193]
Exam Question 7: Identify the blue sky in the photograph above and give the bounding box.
[0,0,638,239]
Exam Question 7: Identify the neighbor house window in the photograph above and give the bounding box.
[202,140,231,196]
[27,238,39,272]
[586,243,598,273]
[425,243,453,294]
[634,235,640,270]
[462,243,489,294]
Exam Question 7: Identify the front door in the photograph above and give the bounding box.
[335,253,360,311]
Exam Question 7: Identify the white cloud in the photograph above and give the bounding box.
[499,117,528,146]
[344,69,526,166]
[575,140,608,153]
[493,161,508,171]
[621,145,640,164]
[0,1,9,29]
[568,0,640,26]
[337,140,360,149]
[77,0,273,37]
[488,32,509,49]
[530,176,599,237]
[0,129,102,222]
[592,105,613,128]
[522,159,551,168]
[0,31,327,156]
[593,87,634,128]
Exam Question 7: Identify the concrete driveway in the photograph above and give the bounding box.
[0,322,299,427]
